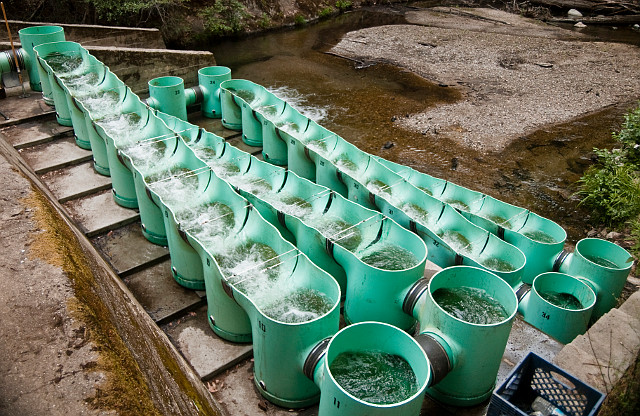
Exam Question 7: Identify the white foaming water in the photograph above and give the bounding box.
[146,166,201,208]
[267,85,330,123]
[306,214,362,252]
[227,173,272,197]
[400,202,430,224]
[177,202,235,246]
[215,239,295,307]
[95,112,146,148]
[81,90,122,119]
[438,230,474,256]
[260,288,334,323]
[260,190,314,219]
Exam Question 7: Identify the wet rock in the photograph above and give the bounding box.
[606,231,623,240]
[587,229,599,238]
[567,9,583,18]
[634,24,640,30]
[451,157,459,170]
[574,22,587,28]
[382,141,395,149]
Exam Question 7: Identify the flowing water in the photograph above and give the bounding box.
[176,202,235,243]
[358,244,419,271]
[437,230,474,256]
[539,291,584,310]
[308,216,363,251]
[583,254,622,268]
[210,6,631,243]
[43,51,83,75]
[145,166,201,207]
[260,288,334,323]
[330,350,419,405]
[481,257,516,273]
[432,286,509,325]
[522,230,558,244]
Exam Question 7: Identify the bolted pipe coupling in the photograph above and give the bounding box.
[402,277,430,316]
[302,337,332,380]
[414,333,452,387]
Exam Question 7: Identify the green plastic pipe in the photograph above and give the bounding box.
[233,249,341,408]
[518,272,596,344]
[198,66,231,119]
[220,79,266,146]
[33,41,86,126]
[310,322,430,415]
[182,173,254,342]
[17,25,65,93]
[408,266,518,406]
[557,238,633,320]
[254,93,288,165]
[333,216,427,331]
[147,76,188,121]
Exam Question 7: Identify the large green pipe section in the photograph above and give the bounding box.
[17,25,65,93]
[404,266,518,406]
[377,157,568,283]
[306,322,431,415]
[556,238,633,320]
[155,111,428,330]
[33,40,84,126]
[146,67,230,121]
[220,79,266,146]
[518,272,596,343]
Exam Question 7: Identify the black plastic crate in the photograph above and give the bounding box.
[487,352,605,416]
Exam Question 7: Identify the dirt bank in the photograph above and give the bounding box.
[0,155,112,415]
[330,7,640,152]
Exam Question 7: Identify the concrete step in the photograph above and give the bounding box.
[163,304,253,382]
[554,291,640,393]
[0,117,73,149]
[63,190,139,237]
[20,136,92,174]
[92,222,169,277]
[0,92,55,127]
[40,161,112,203]
[123,260,204,325]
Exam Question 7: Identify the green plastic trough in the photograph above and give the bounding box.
[18,25,65,94]
[518,272,596,344]
[407,266,518,406]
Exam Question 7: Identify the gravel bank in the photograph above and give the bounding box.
[330,9,640,152]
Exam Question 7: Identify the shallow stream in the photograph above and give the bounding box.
[211,6,637,242]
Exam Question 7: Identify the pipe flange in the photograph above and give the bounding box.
[303,337,332,380]
[515,283,531,303]
[553,249,570,272]
[403,278,430,316]
[414,333,451,386]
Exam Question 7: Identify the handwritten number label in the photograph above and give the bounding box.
[258,321,266,332]
[542,312,550,320]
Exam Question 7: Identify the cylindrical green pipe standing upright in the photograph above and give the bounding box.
[18,25,65,94]
[558,238,633,320]
[518,272,596,344]
[198,66,231,119]
[334,216,427,331]
[409,266,518,406]
[147,76,188,121]
[33,41,85,126]
[310,322,430,416]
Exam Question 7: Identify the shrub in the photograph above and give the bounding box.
[335,0,352,11]
[319,6,335,19]
[200,0,248,37]
[613,105,640,165]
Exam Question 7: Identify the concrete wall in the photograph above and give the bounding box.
[87,46,216,94]
[2,20,165,49]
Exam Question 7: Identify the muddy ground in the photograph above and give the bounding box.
[330,7,640,152]
[0,155,112,415]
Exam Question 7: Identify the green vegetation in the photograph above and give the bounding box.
[294,14,307,25]
[335,0,353,12]
[578,102,640,255]
[85,0,185,24]
[320,6,335,19]
[199,0,249,36]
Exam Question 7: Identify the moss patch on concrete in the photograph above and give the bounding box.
[24,189,162,416]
